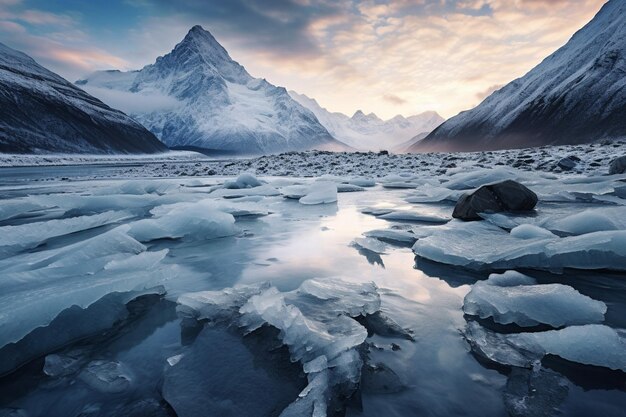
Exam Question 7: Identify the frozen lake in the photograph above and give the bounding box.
[0,163,625,417]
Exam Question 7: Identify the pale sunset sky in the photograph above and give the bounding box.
[0,0,607,119]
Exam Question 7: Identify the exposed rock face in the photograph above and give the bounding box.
[0,43,166,154]
[453,180,538,221]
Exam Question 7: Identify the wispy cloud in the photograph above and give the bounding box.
[0,0,608,119]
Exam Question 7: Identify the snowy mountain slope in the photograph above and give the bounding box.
[0,43,166,154]
[413,0,626,152]
[391,131,432,153]
[289,90,444,151]
[78,26,348,155]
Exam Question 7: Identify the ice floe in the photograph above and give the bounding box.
[127,202,237,242]
[298,181,338,205]
[463,271,607,327]
[413,221,626,271]
[465,322,626,372]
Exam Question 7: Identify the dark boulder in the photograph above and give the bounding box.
[609,156,626,175]
[557,156,579,171]
[452,180,538,221]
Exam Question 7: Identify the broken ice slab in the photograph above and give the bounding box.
[379,210,450,224]
[352,237,387,254]
[413,220,626,271]
[298,181,338,205]
[363,228,417,246]
[464,322,626,372]
[126,202,237,242]
[463,271,607,328]
[176,277,412,416]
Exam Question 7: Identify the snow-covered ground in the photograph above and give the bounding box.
[0,142,625,417]
[2,139,624,176]
[0,150,206,167]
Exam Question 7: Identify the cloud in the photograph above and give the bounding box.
[0,0,609,119]
[475,84,503,101]
[383,94,407,105]
[82,86,181,114]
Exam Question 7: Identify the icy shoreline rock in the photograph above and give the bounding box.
[452,180,538,221]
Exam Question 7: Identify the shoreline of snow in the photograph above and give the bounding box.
[0,151,211,168]
[0,141,624,182]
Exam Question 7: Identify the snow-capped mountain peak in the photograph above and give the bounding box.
[78,26,347,154]
[289,91,444,151]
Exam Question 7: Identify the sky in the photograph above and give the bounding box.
[0,0,608,119]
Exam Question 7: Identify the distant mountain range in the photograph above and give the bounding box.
[413,0,626,152]
[78,25,349,155]
[289,91,443,151]
[0,43,165,154]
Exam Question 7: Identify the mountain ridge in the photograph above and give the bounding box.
[0,42,166,154]
[289,90,444,151]
[412,0,626,152]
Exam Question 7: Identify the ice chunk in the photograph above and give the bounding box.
[512,325,626,372]
[463,272,607,327]
[413,221,626,271]
[93,180,179,195]
[347,178,376,187]
[0,227,146,273]
[382,181,419,189]
[0,229,174,351]
[151,199,269,218]
[465,322,626,372]
[295,278,381,318]
[361,207,394,216]
[280,184,309,199]
[0,200,52,222]
[43,349,86,377]
[176,283,270,322]
[379,210,450,224]
[224,173,263,189]
[364,229,417,245]
[79,360,132,393]
[510,224,557,240]
[104,249,169,271]
[443,167,519,190]
[405,186,461,203]
[127,202,237,242]
[337,183,365,193]
[211,184,281,199]
[0,211,133,258]
[543,207,626,235]
[352,237,387,254]
[177,278,406,416]
[464,322,541,368]
[299,181,338,205]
